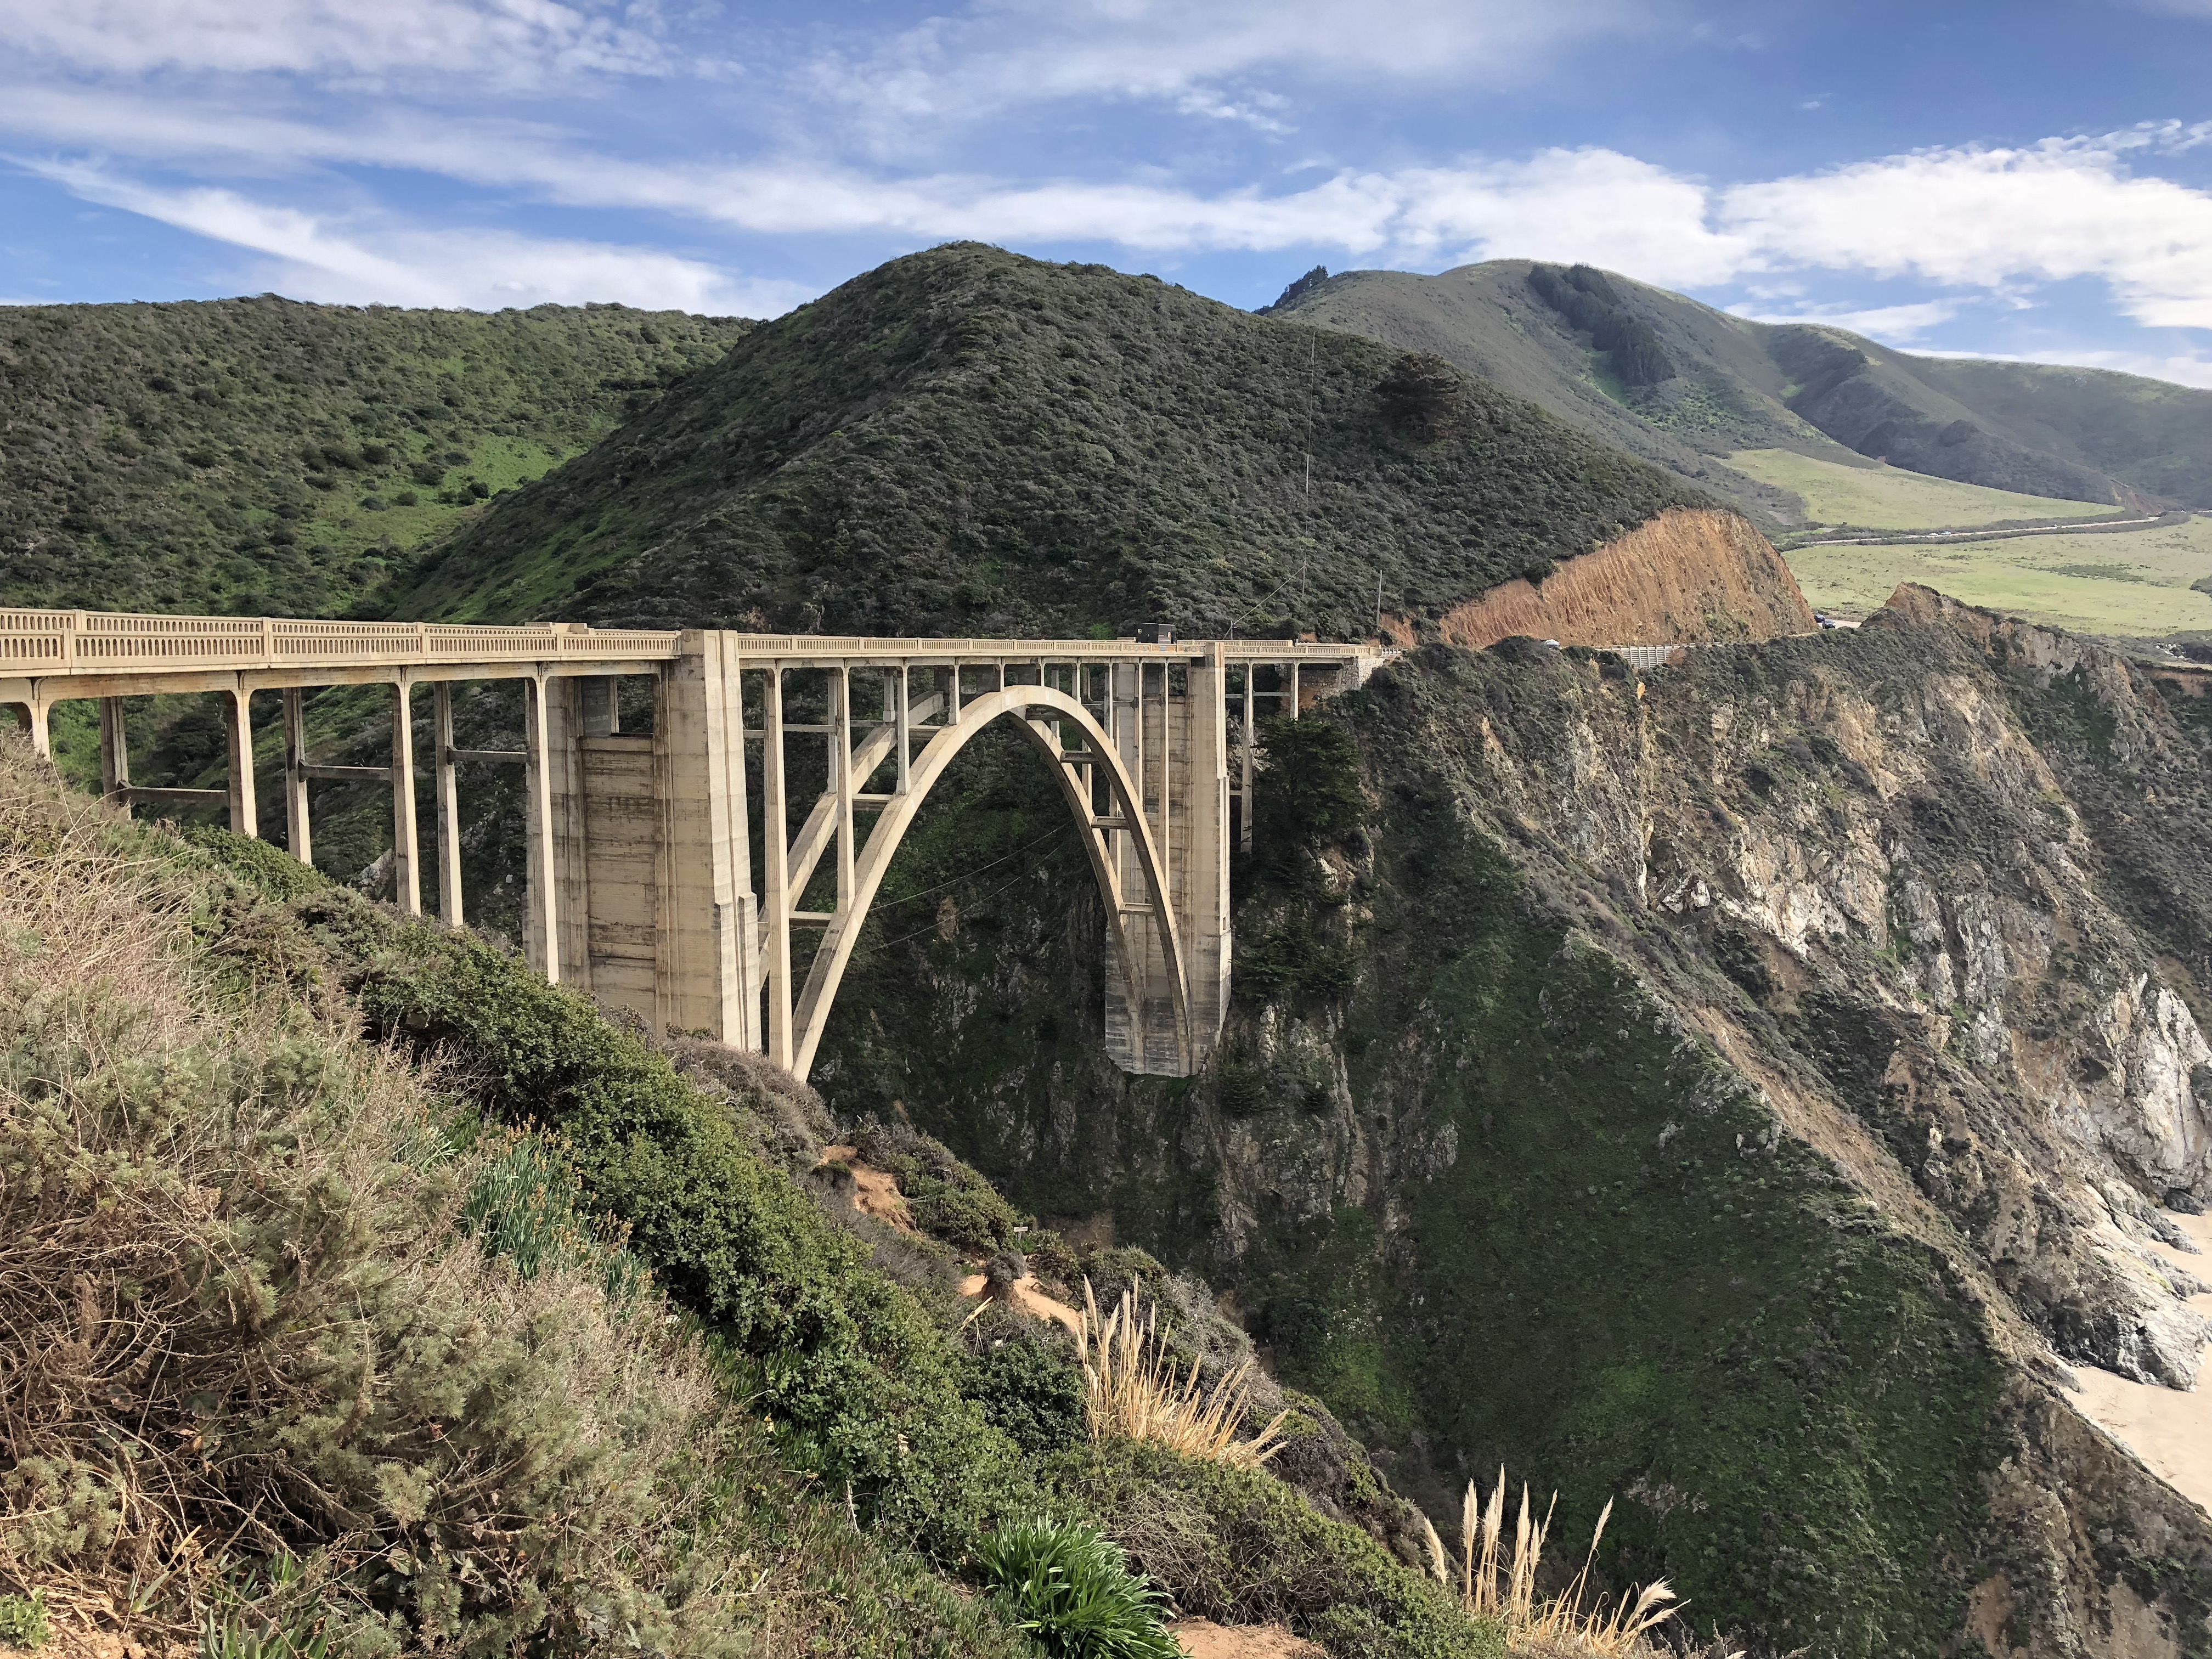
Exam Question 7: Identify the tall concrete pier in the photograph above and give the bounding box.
[2,609,1387,1078]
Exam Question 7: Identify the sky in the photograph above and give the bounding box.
[4,0,2212,386]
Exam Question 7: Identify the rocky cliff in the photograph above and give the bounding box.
[1437,506,1817,648]
[814,586,2212,1656]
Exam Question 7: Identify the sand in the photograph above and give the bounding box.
[2071,1209,2212,1512]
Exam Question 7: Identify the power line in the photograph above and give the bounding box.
[866,833,1084,952]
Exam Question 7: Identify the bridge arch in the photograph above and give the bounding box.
[781,682,1191,1080]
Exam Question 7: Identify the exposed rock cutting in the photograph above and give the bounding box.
[1438,506,1817,649]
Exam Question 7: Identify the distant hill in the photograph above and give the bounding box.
[0,298,751,617]
[1266,261,2212,524]
[390,244,1708,641]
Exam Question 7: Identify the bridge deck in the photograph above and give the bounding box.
[2,606,1382,689]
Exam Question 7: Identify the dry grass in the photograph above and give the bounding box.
[1078,1280,1287,1470]
[0,742,732,1655]
[1430,1470,1736,1659]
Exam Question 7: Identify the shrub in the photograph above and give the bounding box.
[283,887,1031,1556]
[850,1118,1026,1254]
[0,1591,48,1651]
[1375,352,1469,444]
[974,1518,1180,1659]
[966,1334,1088,1455]
[1041,1440,1505,1659]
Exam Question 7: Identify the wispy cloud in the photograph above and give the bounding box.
[1728,298,1963,342]
[0,0,676,83]
[38,165,805,313]
[20,77,2212,340]
[804,0,1656,129]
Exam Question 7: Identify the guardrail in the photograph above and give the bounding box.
[1,610,1392,680]
[0,610,683,677]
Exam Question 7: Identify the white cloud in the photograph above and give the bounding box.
[1727,298,1962,343]
[809,0,1653,126]
[0,0,672,83]
[39,167,806,313]
[14,53,2212,371]
[1717,133,2212,328]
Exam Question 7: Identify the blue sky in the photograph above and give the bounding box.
[4,0,2212,385]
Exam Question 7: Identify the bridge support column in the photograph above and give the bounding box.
[522,675,559,983]
[281,689,312,866]
[1182,646,1231,1059]
[224,685,257,838]
[651,633,751,1044]
[547,679,594,992]
[391,681,419,915]
[100,698,129,799]
[761,666,793,1069]
[432,684,460,921]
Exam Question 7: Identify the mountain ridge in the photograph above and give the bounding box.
[1268,259,2212,526]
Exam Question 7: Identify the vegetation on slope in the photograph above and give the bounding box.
[0,742,1033,1658]
[1725,447,2120,533]
[0,297,748,616]
[809,656,2015,1656]
[389,243,1705,641]
[1272,259,2212,522]
[0,735,1513,1657]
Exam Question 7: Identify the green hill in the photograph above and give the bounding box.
[0,297,751,617]
[1267,261,2212,523]
[389,244,1703,639]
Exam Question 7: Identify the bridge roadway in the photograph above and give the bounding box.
[1,608,1391,1079]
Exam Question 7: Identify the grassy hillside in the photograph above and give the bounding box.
[1726,448,2119,532]
[0,736,1513,1659]
[1786,510,2212,635]
[0,297,749,617]
[389,244,1706,641]
[1272,261,2212,522]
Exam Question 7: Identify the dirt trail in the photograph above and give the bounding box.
[1167,1620,1324,1657]
[2071,1209,2212,1513]
[958,1271,1083,1335]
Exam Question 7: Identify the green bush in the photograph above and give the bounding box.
[974,1518,1180,1659]
[965,1334,1088,1455]
[851,1118,1026,1255]
[287,888,1031,1556]
[0,1591,48,1652]
[1041,1441,1503,1659]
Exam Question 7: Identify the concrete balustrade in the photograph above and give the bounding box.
[2,608,1390,1079]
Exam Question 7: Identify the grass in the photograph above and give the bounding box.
[1782,510,2212,635]
[1726,447,2117,532]
[1079,1281,1287,1469]
[974,1517,1181,1659]
[1437,1473,1707,1658]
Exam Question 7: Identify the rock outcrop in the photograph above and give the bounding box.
[819,580,2212,1654]
[1438,506,1818,649]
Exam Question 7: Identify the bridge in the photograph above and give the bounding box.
[2,608,1389,1079]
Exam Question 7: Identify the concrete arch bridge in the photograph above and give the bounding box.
[2,610,1387,1078]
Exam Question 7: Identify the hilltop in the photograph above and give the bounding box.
[1267,260,2212,523]
[0,297,750,617]
[387,244,1711,641]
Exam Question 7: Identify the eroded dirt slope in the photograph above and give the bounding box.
[1438,506,1817,649]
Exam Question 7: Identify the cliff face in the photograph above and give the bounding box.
[815,587,2212,1655]
[1437,506,1818,649]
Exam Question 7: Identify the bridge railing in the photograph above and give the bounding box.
[1,610,684,677]
[3,611,1389,679]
